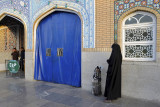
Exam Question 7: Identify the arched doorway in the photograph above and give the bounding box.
[0,15,26,77]
[34,11,81,87]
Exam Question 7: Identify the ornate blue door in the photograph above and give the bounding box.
[34,11,81,87]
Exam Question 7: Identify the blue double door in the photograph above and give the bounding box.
[34,11,81,87]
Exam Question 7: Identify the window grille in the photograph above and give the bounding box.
[122,11,156,61]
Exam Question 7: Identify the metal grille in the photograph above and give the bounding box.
[125,27,153,42]
[125,45,153,58]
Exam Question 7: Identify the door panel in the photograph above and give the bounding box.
[34,11,81,87]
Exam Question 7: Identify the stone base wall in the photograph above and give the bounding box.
[25,51,34,80]
[25,51,160,102]
[81,52,109,93]
[82,52,160,102]
[122,53,160,102]
[0,52,12,71]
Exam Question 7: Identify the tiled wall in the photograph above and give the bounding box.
[0,0,95,49]
[0,26,19,64]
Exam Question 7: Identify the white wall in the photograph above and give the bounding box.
[122,54,160,102]
[82,52,160,102]
[82,52,109,93]
[25,51,160,102]
[25,52,34,80]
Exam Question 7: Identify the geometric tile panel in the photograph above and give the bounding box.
[0,0,29,18]
[0,26,18,52]
[125,45,153,58]
[0,26,18,64]
[125,27,153,42]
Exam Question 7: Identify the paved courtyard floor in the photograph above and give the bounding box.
[0,72,160,107]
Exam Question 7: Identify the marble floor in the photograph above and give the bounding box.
[0,72,160,107]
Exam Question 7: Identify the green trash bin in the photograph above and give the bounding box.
[7,60,20,74]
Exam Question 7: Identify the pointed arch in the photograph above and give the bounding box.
[0,9,28,49]
[122,11,156,61]
[117,7,160,50]
[32,1,90,49]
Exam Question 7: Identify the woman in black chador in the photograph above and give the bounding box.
[104,43,122,102]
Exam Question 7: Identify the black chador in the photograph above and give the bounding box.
[104,43,122,100]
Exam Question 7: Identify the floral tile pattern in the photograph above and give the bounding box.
[0,0,95,49]
[114,0,160,40]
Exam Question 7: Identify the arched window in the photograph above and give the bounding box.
[122,11,156,61]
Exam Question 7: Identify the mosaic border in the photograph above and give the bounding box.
[0,0,95,49]
[114,0,160,41]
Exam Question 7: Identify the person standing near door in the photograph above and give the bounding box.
[104,43,122,102]
[11,48,19,60]
[20,47,25,71]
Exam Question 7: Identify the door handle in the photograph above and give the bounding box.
[46,48,51,56]
[57,48,63,56]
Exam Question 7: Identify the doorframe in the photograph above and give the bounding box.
[33,9,83,86]
[0,13,27,72]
